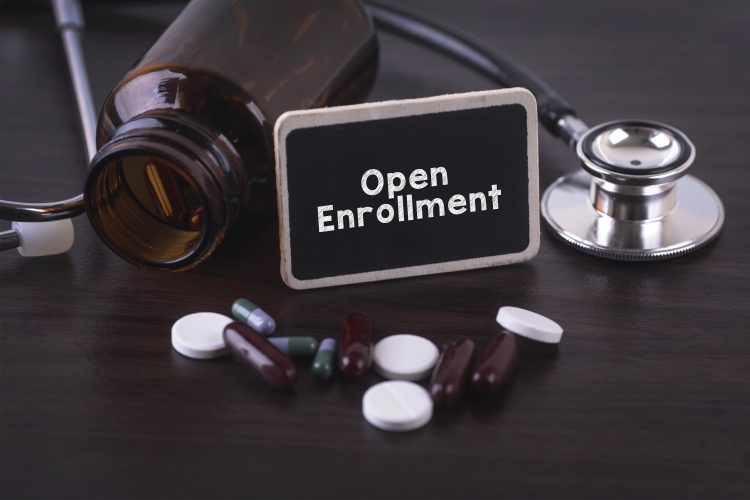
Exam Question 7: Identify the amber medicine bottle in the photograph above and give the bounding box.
[84,0,378,269]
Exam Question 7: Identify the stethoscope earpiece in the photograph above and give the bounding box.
[542,120,724,260]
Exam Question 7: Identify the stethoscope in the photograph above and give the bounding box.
[0,0,725,261]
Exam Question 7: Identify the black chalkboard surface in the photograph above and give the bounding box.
[275,89,539,289]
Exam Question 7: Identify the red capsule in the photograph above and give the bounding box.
[429,336,475,406]
[223,321,296,390]
[471,331,518,394]
[338,312,373,378]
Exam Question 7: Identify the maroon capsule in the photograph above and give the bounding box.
[338,312,373,378]
[429,336,475,406]
[223,321,296,390]
[471,331,518,395]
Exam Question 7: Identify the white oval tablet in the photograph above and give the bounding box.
[373,334,439,381]
[362,380,433,432]
[171,312,234,360]
[496,306,563,344]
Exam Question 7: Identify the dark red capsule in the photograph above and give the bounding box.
[471,331,518,395]
[429,336,475,406]
[223,321,296,390]
[338,312,373,378]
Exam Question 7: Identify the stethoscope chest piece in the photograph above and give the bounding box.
[541,120,724,260]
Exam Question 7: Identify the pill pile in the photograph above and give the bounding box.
[171,300,563,432]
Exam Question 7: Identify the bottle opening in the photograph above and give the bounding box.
[86,154,209,267]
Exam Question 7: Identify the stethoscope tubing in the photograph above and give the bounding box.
[366,1,579,137]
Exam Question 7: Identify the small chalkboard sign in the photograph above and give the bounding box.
[274,88,539,289]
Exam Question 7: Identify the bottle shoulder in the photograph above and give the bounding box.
[97,64,271,148]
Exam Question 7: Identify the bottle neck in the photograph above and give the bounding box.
[85,114,243,270]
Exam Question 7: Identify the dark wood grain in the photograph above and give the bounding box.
[1,1,749,498]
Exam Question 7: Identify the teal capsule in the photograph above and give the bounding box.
[312,338,337,380]
[231,298,276,335]
[268,337,318,359]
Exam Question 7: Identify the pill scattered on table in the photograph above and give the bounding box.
[171,312,234,360]
[173,304,562,430]
[223,321,296,390]
[471,332,518,394]
[362,380,433,432]
[338,312,373,378]
[429,336,475,406]
[373,334,439,381]
[312,338,337,380]
[496,306,563,344]
[268,336,318,358]
[231,298,276,335]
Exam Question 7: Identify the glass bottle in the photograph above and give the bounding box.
[85,0,378,269]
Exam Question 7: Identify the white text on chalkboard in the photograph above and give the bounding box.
[317,167,501,232]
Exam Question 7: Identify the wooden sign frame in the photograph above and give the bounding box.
[274,88,539,289]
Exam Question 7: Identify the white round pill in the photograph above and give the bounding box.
[171,312,234,360]
[496,306,564,344]
[373,334,439,381]
[362,381,433,432]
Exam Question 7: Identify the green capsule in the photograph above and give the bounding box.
[268,336,318,359]
[312,337,337,380]
[231,298,276,335]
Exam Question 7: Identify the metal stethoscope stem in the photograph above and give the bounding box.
[0,0,95,226]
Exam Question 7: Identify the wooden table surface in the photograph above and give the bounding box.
[1,1,749,498]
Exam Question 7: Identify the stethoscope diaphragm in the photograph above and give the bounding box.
[541,120,724,260]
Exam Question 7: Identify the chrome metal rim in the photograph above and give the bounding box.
[541,171,724,261]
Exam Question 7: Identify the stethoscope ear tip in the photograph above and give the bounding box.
[1,219,75,257]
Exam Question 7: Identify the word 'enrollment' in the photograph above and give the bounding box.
[317,167,502,233]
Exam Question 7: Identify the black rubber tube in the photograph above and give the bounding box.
[365,1,577,137]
